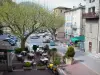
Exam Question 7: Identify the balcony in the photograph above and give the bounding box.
[83,12,99,19]
[72,25,77,30]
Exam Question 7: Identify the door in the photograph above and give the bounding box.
[89,42,92,52]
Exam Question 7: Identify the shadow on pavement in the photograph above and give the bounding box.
[73,60,84,64]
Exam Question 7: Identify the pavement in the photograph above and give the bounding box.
[47,41,99,75]
[57,43,100,75]
[3,70,54,75]
[74,50,100,75]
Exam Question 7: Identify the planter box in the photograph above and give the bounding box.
[23,66,32,70]
[37,66,47,70]
[65,57,74,65]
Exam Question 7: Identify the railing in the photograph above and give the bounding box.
[83,12,99,19]
[72,25,77,29]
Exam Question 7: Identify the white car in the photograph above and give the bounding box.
[25,35,44,52]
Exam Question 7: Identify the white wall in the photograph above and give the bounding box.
[85,0,99,13]
[65,8,83,37]
[85,20,99,53]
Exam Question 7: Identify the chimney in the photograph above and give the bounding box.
[73,6,76,8]
[79,3,82,7]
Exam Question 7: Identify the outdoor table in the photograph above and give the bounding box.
[21,51,27,56]
[42,53,48,56]
[40,57,48,61]
[17,54,23,62]
[24,59,34,64]
[28,53,35,59]
[17,54,22,57]
[40,57,48,65]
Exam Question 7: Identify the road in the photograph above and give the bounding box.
[3,70,54,75]
[23,34,67,54]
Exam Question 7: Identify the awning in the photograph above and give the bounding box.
[76,35,85,41]
[71,35,85,43]
[71,37,79,43]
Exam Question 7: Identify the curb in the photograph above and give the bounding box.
[57,51,100,75]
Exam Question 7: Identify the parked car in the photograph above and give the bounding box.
[30,35,40,39]
[3,38,16,46]
[50,40,55,46]
[0,34,16,46]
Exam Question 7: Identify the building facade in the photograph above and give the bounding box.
[65,6,85,41]
[53,7,71,42]
[83,0,100,54]
[53,7,71,17]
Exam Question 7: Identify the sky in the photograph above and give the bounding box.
[14,0,85,10]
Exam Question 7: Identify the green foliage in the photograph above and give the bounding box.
[65,46,75,58]
[44,45,49,52]
[33,45,38,52]
[37,63,44,66]
[0,1,65,50]
[53,56,61,66]
[0,29,3,35]
[15,48,22,54]
[51,48,57,52]
[24,62,31,67]
[48,48,57,56]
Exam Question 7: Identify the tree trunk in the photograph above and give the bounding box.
[52,33,57,41]
[21,38,26,50]
[53,53,55,63]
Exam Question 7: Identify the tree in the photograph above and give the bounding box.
[33,45,38,52]
[50,48,57,63]
[0,2,49,50]
[46,13,65,40]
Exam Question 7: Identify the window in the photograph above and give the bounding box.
[89,0,95,3]
[88,7,95,13]
[90,24,92,33]
[92,0,95,2]
[92,7,95,13]
[61,10,62,13]
[88,8,91,13]
[89,0,91,3]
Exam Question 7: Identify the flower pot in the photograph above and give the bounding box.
[37,66,46,70]
[23,66,32,70]
[65,57,74,65]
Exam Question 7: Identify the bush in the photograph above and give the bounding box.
[24,62,31,67]
[15,48,22,54]
[33,45,39,52]
[25,47,29,53]
[51,48,57,52]
[44,45,49,51]
[37,63,44,66]
[53,57,61,66]
[65,46,75,58]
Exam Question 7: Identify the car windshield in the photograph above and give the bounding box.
[30,36,40,39]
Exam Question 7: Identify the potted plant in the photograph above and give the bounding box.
[44,45,49,52]
[15,48,22,54]
[37,63,46,70]
[65,46,75,65]
[33,45,38,52]
[23,62,32,70]
[51,48,57,63]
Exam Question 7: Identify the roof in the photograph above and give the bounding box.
[0,40,13,50]
[54,6,71,10]
[0,35,8,40]
[65,6,85,13]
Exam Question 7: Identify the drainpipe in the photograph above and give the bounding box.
[97,0,100,53]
